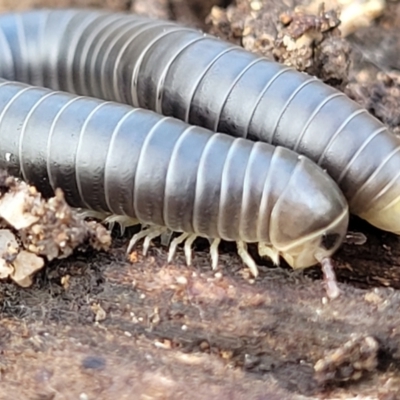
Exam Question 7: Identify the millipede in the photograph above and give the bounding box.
[0,8,397,296]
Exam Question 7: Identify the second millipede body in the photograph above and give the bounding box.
[0,79,348,275]
[0,8,397,235]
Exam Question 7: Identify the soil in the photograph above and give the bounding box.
[0,0,400,399]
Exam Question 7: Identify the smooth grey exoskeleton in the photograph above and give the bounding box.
[0,79,349,277]
[0,8,395,235]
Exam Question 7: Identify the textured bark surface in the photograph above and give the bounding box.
[0,0,400,399]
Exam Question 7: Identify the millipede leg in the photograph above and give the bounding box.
[127,225,166,254]
[210,238,221,270]
[168,232,189,262]
[104,215,139,235]
[237,241,259,277]
[142,227,168,255]
[258,242,280,265]
[184,234,198,266]
[76,208,110,221]
[127,227,152,253]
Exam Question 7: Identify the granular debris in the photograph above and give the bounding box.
[0,170,111,287]
[207,1,352,87]
[273,6,351,87]
[304,0,386,37]
[347,70,400,135]
[314,335,379,384]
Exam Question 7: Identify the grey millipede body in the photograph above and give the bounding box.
[0,79,349,277]
[0,8,396,235]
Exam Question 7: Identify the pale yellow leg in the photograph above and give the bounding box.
[184,234,198,266]
[143,227,168,255]
[104,215,139,235]
[127,228,151,253]
[168,232,189,262]
[210,238,221,270]
[237,241,259,277]
[127,225,166,254]
[258,242,280,265]
[76,208,110,220]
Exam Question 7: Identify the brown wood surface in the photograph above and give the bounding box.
[1,0,400,398]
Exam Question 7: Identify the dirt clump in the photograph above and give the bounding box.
[0,171,111,287]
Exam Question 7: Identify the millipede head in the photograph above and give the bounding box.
[265,157,350,270]
[275,207,349,270]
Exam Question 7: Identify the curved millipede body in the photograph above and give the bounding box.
[0,79,348,275]
[0,8,397,234]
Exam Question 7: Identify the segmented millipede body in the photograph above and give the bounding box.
[0,79,348,276]
[0,8,396,234]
